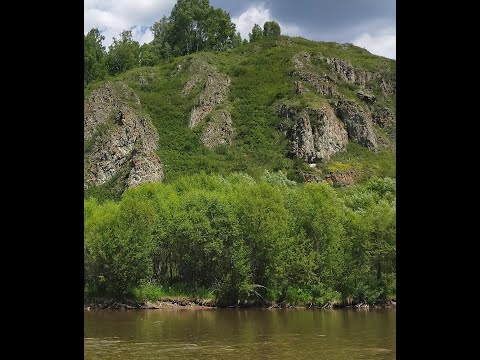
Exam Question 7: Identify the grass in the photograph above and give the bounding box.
[318,142,396,182]
[133,282,216,303]
[285,285,342,306]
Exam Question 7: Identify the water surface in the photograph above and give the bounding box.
[84,307,396,359]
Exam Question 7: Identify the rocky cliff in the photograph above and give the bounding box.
[84,82,163,191]
[200,110,233,148]
[279,104,348,162]
[281,51,387,163]
[277,48,396,185]
[180,58,233,148]
[332,99,377,150]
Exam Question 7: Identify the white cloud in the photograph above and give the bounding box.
[232,3,304,41]
[132,25,154,44]
[232,4,271,40]
[352,26,396,59]
[84,0,175,48]
[84,0,395,59]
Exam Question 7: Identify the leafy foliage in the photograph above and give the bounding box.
[263,21,281,37]
[106,31,140,76]
[249,24,263,42]
[84,29,107,86]
[152,0,237,57]
[85,174,396,305]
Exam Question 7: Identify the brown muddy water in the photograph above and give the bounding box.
[84,307,396,359]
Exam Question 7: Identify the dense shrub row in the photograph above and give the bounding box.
[84,172,395,306]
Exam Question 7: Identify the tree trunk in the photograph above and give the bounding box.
[376,260,381,281]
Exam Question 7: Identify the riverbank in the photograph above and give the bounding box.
[85,298,216,310]
[84,298,396,310]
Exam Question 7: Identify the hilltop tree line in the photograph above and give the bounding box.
[84,172,396,306]
[84,0,281,86]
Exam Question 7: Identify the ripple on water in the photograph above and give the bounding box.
[365,347,392,353]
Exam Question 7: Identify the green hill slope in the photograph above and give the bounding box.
[84,36,395,199]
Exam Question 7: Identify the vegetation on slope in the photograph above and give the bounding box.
[85,35,395,199]
[84,0,280,85]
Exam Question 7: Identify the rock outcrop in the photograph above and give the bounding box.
[372,107,396,128]
[325,58,373,86]
[324,170,359,187]
[314,53,395,97]
[280,104,348,162]
[297,72,336,96]
[295,80,304,94]
[292,51,311,69]
[302,172,324,183]
[84,82,163,190]
[200,110,233,149]
[303,168,359,187]
[188,72,231,128]
[180,58,233,148]
[379,73,396,96]
[291,52,336,96]
[292,51,396,100]
[357,90,376,104]
[84,82,140,140]
[332,99,378,150]
[180,58,231,128]
[285,51,395,164]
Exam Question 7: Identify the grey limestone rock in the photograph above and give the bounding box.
[281,104,348,162]
[84,82,163,191]
[333,99,378,150]
[200,110,233,149]
[180,58,233,148]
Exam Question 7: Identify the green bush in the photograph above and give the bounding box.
[85,173,395,305]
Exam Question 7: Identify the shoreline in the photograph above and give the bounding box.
[84,298,396,311]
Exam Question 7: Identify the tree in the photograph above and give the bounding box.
[203,7,236,51]
[84,28,107,85]
[232,31,243,48]
[263,21,281,37]
[339,182,396,303]
[139,43,160,67]
[150,16,173,59]
[84,196,155,297]
[286,183,345,289]
[233,182,290,302]
[84,172,395,305]
[106,30,140,76]
[166,0,236,56]
[364,201,396,300]
[249,24,263,42]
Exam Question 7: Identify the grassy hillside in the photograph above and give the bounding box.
[84,36,395,199]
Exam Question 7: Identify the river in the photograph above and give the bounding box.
[84,307,396,359]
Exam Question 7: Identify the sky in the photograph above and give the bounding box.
[84,0,396,59]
